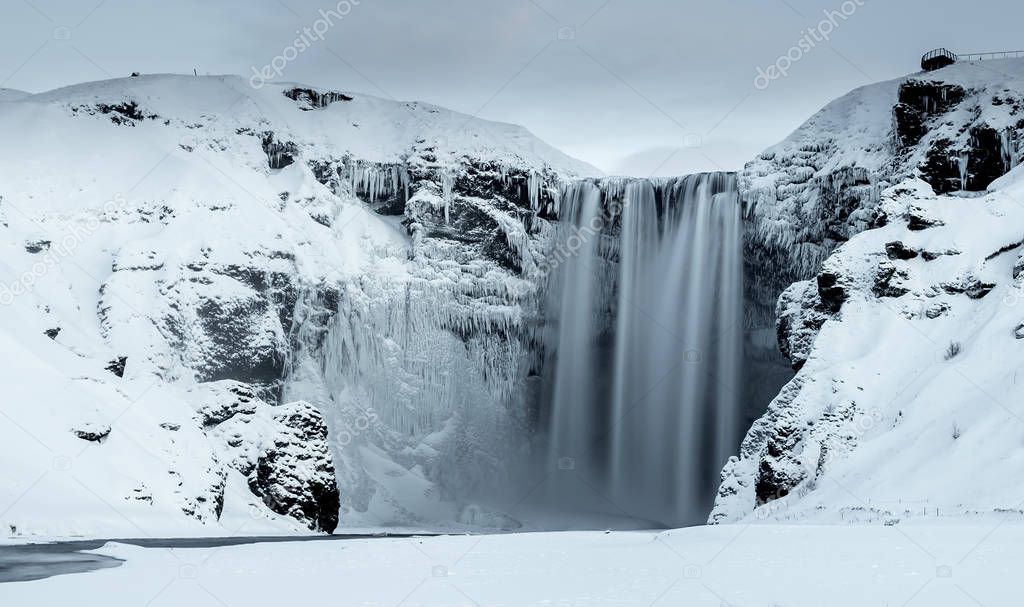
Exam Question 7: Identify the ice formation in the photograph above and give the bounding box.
[345,161,410,203]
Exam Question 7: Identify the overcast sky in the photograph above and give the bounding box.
[2,0,1021,175]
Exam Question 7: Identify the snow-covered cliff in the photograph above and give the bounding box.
[743,58,1024,327]
[716,59,1024,523]
[0,74,596,537]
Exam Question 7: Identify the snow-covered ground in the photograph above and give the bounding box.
[3,524,1020,606]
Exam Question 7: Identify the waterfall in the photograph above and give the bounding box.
[544,173,744,527]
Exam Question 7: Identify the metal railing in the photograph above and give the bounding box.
[921,48,1024,71]
[922,48,957,63]
[958,50,1024,61]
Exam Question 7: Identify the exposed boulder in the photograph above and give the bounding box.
[72,423,111,442]
[885,241,919,260]
[196,381,340,533]
[105,356,127,377]
[872,262,911,298]
[24,239,50,253]
[246,402,339,533]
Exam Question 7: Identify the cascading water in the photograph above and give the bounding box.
[544,173,744,527]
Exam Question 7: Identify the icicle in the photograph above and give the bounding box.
[441,172,455,224]
[954,151,970,190]
[344,160,408,203]
[1000,129,1019,172]
[527,171,543,211]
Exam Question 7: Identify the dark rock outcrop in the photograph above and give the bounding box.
[247,401,339,533]
[872,262,910,298]
[261,133,296,169]
[24,240,50,254]
[195,380,259,427]
[816,271,847,313]
[72,423,111,442]
[105,356,127,377]
[283,87,353,110]
[885,241,919,260]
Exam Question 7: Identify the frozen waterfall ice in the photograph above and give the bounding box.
[544,173,744,527]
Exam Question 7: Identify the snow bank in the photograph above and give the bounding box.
[6,525,1023,606]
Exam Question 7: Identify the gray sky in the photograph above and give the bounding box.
[2,0,1020,175]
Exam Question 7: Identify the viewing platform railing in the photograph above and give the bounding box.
[957,50,1024,61]
[922,48,1024,71]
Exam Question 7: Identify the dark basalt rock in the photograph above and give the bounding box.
[754,422,806,505]
[105,356,127,377]
[893,79,1024,194]
[816,271,847,313]
[872,263,910,298]
[73,424,111,442]
[885,241,919,260]
[985,239,1024,262]
[943,278,996,299]
[776,281,832,372]
[197,382,258,427]
[906,211,945,231]
[919,138,964,194]
[94,101,159,126]
[926,303,950,319]
[965,125,1014,192]
[283,87,352,110]
[25,240,51,254]
[894,80,967,149]
[261,133,296,169]
[181,468,226,522]
[922,249,959,261]
[483,234,523,273]
[307,158,409,216]
[247,402,340,533]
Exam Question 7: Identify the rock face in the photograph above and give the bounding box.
[715,169,1024,523]
[742,60,1024,334]
[712,60,1024,519]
